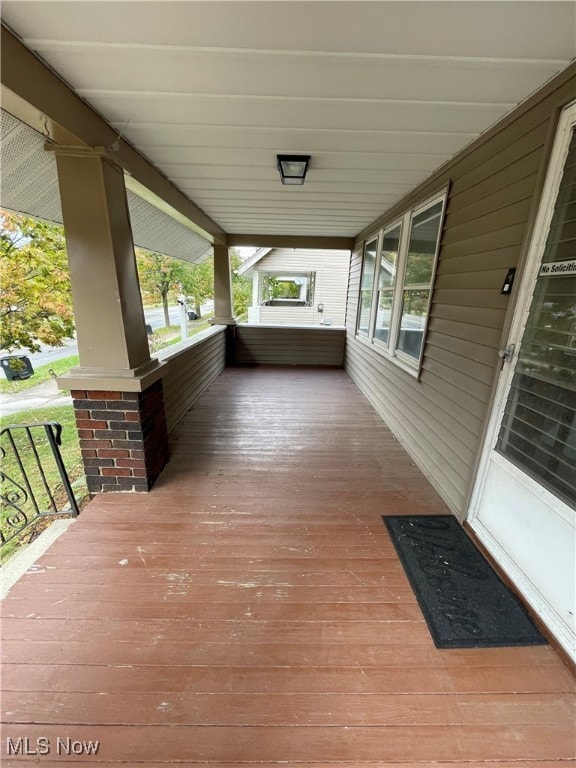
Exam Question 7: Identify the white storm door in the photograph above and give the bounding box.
[468,102,576,661]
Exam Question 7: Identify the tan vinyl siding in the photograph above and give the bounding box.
[160,327,226,432]
[236,326,345,366]
[252,248,350,326]
[446,172,540,223]
[427,316,503,349]
[434,270,506,291]
[345,66,576,517]
[431,302,508,329]
[436,245,522,276]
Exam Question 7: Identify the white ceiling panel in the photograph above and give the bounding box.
[2,1,575,239]
[72,93,517,133]
[3,2,574,58]
[21,45,563,104]
[134,149,451,174]
[123,124,475,154]
[159,166,427,185]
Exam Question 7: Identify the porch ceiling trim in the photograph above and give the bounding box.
[228,234,354,250]
[0,25,227,245]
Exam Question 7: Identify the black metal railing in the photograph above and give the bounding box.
[1,421,79,556]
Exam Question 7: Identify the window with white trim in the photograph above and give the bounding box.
[357,238,377,337]
[355,191,447,373]
[374,223,402,345]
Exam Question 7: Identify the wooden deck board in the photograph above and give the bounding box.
[1,367,574,765]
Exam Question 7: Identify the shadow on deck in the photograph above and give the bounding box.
[1,367,574,765]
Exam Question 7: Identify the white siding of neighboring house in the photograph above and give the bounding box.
[248,248,350,326]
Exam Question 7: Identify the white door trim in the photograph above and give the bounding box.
[471,512,575,656]
[466,101,576,661]
[468,100,576,526]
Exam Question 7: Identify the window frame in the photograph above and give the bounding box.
[355,189,448,376]
[371,217,405,354]
[355,234,380,339]
[259,270,316,306]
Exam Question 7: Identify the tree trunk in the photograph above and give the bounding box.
[195,303,202,318]
[162,291,170,327]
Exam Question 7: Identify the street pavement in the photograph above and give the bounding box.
[1,306,178,368]
[1,302,214,368]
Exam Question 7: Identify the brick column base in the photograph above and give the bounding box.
[71,379,170,493]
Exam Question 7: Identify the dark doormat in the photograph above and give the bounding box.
[383,515,547,649]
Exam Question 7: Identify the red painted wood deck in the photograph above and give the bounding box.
[1,367,574,766]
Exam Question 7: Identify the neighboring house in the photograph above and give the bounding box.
[238,248,350,326]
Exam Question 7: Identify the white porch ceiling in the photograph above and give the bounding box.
[2,1,575,240]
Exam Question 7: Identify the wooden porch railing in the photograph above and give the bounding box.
[235,324,346,366]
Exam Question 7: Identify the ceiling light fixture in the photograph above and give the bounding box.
[276,155,311,185]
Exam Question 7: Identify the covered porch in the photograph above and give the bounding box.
[1,5,575,760]
[1,365,574,765]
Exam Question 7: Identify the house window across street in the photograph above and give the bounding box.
[355,191,447,374]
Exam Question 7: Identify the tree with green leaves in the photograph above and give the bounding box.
[179,259,214,318]
[0,211,75,353]
[230,250,252,321]
[136,249,215,326]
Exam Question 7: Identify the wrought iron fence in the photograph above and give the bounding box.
[1,421,79,556]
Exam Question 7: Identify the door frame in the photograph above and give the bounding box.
[466,100,576,654]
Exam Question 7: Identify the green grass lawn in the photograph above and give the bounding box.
[0,403,84,563]
[149,319,212,353]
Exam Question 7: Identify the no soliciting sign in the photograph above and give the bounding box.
[539,259,576,277]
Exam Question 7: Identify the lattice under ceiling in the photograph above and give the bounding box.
[0,109,212,263]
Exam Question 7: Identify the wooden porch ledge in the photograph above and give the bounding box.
[155,323,227,364]
[1,367,574,765]
[235,325,346,366]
